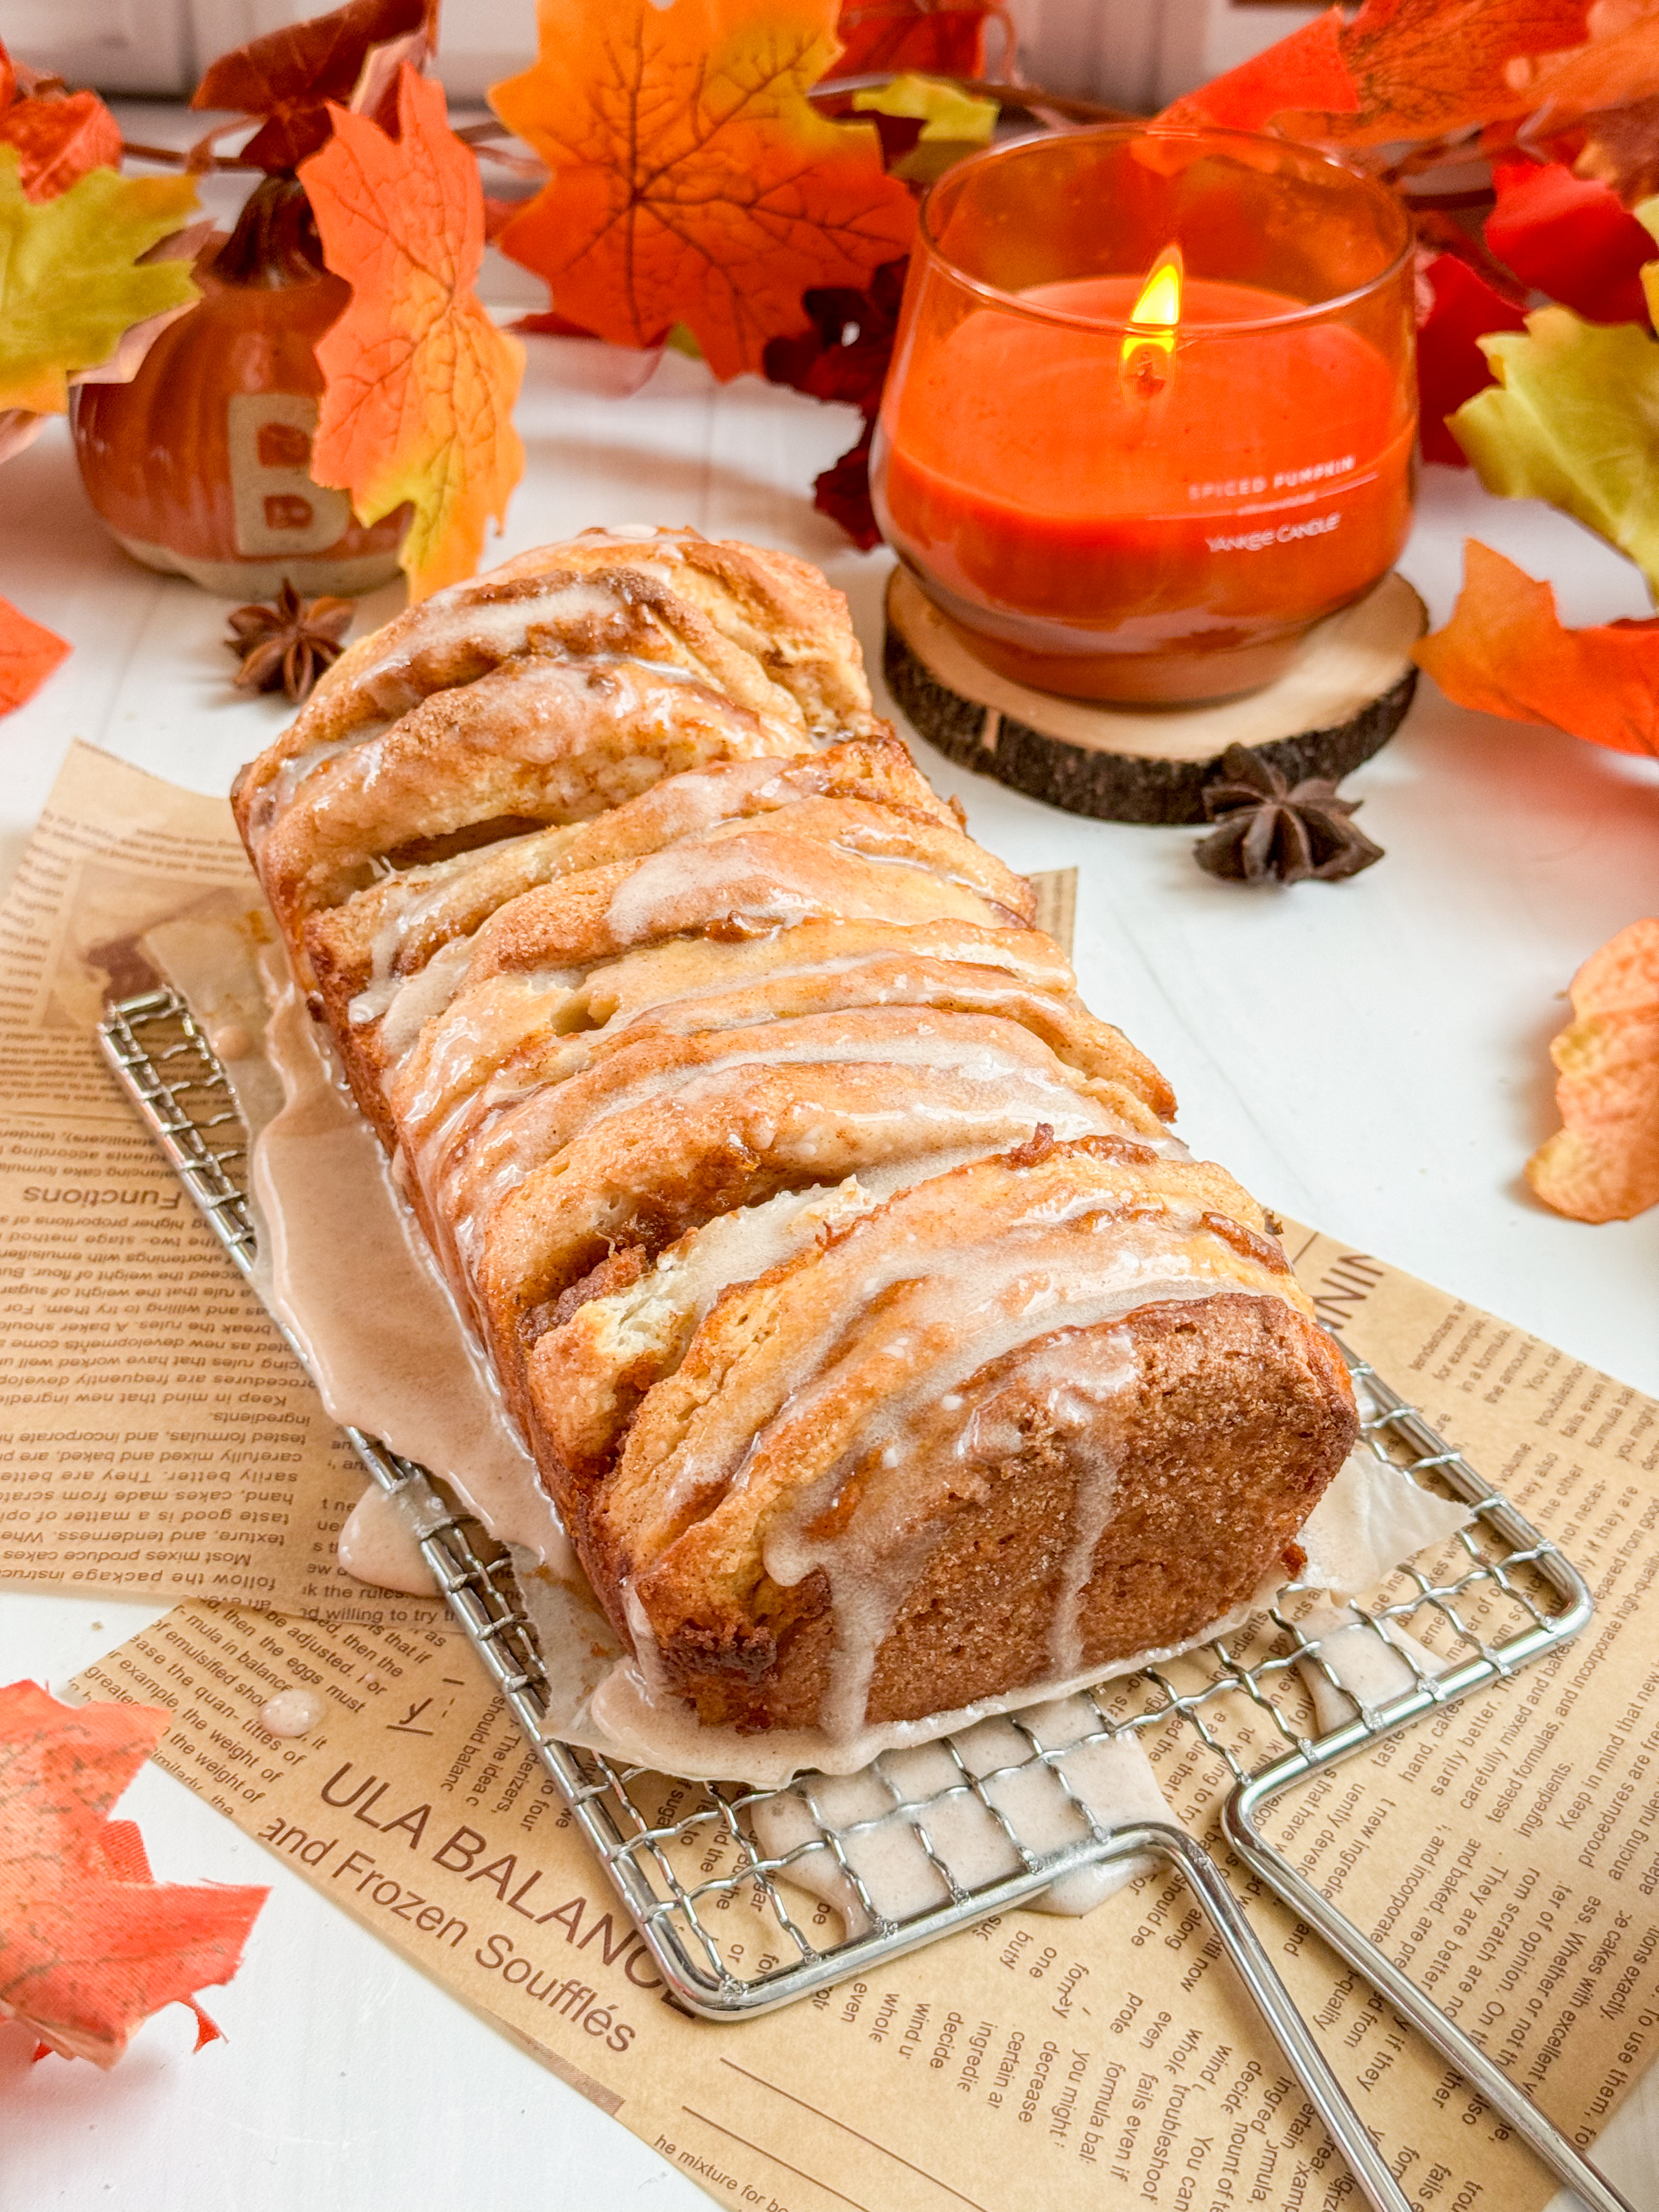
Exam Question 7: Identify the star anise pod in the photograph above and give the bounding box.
[226,581,353,703]
[1194,745,1384,885]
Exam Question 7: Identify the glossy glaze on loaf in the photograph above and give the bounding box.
[235,527,1357,1743]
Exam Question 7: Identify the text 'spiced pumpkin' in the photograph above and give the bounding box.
[71,177,407,598]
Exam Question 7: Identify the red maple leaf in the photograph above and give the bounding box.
[825,0,1003,79]
[1415,249,1528,465]
[764,255,905,544]
[193,0,433,172]
[1486,159,1657,323]
[0,1681,266,2067]
[1162,0,1600,147]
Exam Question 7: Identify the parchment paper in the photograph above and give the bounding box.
[75,1241,1659,2212]
[0,742,438,1627]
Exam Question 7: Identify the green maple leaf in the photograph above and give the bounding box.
[0,150,200,415]
[1449,296,1659,594]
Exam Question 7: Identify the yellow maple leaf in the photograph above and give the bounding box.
[298,66,525,602]
[853,72,997,185]
[1448,297,1659,594]
[0,151,199,415]
[489,0,917,381]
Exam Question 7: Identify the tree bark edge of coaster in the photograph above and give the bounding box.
[883,568,1429,826]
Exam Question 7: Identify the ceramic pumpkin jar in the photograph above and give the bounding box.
[71,176,407,597]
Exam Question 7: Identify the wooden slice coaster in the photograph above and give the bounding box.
[883,567,1428,825]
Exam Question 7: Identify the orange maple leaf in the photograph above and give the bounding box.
[1327,0,1595,143]
[1529,918,1659,1221]
[1164,0,1598,147]
[0,39,122,204]
[0,1681,267,2067]
[0,595,68,713]
[1160,9,1358,131]
[298,66,525,602]
[1415,541,1659,758]
[490,0,917,381]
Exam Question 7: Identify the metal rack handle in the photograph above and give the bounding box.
[1224,1787,1638,2212]
[1127,1821,1412,2212]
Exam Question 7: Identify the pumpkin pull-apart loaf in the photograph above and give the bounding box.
[236,528,1356,1752]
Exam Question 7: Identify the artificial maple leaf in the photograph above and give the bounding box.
[825,0,1002,79]
[763,255,904,541]
[193,0,434,173]
[1575,91,1659,202]
[810,424,881,547]
[1163,0,1600,147]
[1159,9,1358,131]
[300,66,524,600]
[490,0,917,382]
[1528,918,1659,1221]
[1448,297,1659,590]
[0,1681,266,2067]
[1415,249,1528,465]
[0,595,69,713]
[1323,0,1594,145]
[1485,159,1655,322]
[1414,539,1659,755]
[0,40,121,204]
[851,72,996,184]
[0,151,200,416]
[1506,0,1659,133]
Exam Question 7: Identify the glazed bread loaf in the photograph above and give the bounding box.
[235,528,1357,1743]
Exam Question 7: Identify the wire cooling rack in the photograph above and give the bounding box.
[100,986,1626,2212]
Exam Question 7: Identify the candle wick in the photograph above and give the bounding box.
[1120,244,1183,403]
[1124,342,1171,398]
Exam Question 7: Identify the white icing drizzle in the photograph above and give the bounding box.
[759,1263,1232,1744]
[1294,1600,1449,1735]
[337,1484,441,1596]
[574,1593,1259,1788]
[1012,1329,1137,1679]
[600,832,985,945]
[259,1688,325,1739]
[393,934,1081,1194]
[363,933,480,1059]
[437,1018,1117,1281]
[746,1707,1172,1930]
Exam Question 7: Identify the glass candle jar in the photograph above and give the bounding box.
[871,126,1417,705]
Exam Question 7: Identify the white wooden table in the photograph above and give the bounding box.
[2,228,1658,2210]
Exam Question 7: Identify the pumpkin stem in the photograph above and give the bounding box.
[213,174,328,287]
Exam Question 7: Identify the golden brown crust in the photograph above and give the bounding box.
[382,917,1091,1177]
[232,529,877,843]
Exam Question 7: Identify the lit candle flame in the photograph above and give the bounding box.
[1121,247,1183,398]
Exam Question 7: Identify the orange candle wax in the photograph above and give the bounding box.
[874,273,1415,702]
